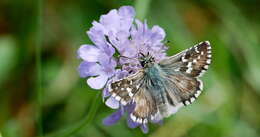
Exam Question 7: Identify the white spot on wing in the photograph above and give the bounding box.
[198,79,203,90]
[186,62,193,73]
[112,93,116,97]
[174,68,180,71]
[186,67,193,73]
[143,118,148,123]
[198,70,206,77]
[195,47,199,53]
[206,59,211,64]
[121,100,127,105]
[128,92,134,97]
[204,65,209,69]
[190,97,196,102]
[150,115,154,120]
[126,88,132,92]
[195,90,202,98]
[115,96,121,101]
[187,62,192,67]
[136,85,140,89]
[136,118,142,123]
[185,101,190,105]
[130,113,136,122]
[182,55,188,62]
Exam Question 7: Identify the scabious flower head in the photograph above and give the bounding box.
[78,6,167,133]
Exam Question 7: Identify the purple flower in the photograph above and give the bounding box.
[78,6,168,133]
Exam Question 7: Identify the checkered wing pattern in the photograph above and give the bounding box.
[107,41,212,123]
[159,41,211,106]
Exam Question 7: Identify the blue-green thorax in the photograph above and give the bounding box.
[138,53,165,89]
[145,64,166,90]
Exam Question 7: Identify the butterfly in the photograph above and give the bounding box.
[108,41,212,124]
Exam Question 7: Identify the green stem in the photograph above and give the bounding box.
[134,0,151,20]
[44,92,102,137]
[36,0,43,136]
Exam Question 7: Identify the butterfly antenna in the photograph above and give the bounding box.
[138,52,145,57]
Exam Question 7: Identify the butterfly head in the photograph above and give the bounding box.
[138,52,155,68]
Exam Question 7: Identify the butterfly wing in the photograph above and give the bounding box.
[158,41,211,111]
[108,70,145,105]
[108,41,212,123]
[130,81,159,124]
[109,71,160,124]
[163,73,203,106]
[160,41,212,77]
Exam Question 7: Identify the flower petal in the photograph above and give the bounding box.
[87,75,108,89]
[105,97,119,109]
[78,44,101,62]
[97,58,117,78]
[103,109,123,125]
[99,57,116,68]
[140,124,149,134]
[100,9,121,35]
[91,21,107,35]
[103,44,115,57]
[125,103,135,113]
[77,61,101,78]
[118,6,135,18]
[114,70,129,80]
[151,25,166,43]
[127,116,139,128]
[102,87,110,99]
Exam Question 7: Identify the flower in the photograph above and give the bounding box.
[77,6,167,133]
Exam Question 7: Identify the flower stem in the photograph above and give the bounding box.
[36,0,43,136]
[134,0,151,20]
[44,92,102,137]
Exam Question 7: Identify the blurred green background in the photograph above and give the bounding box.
[1,0,260,137]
